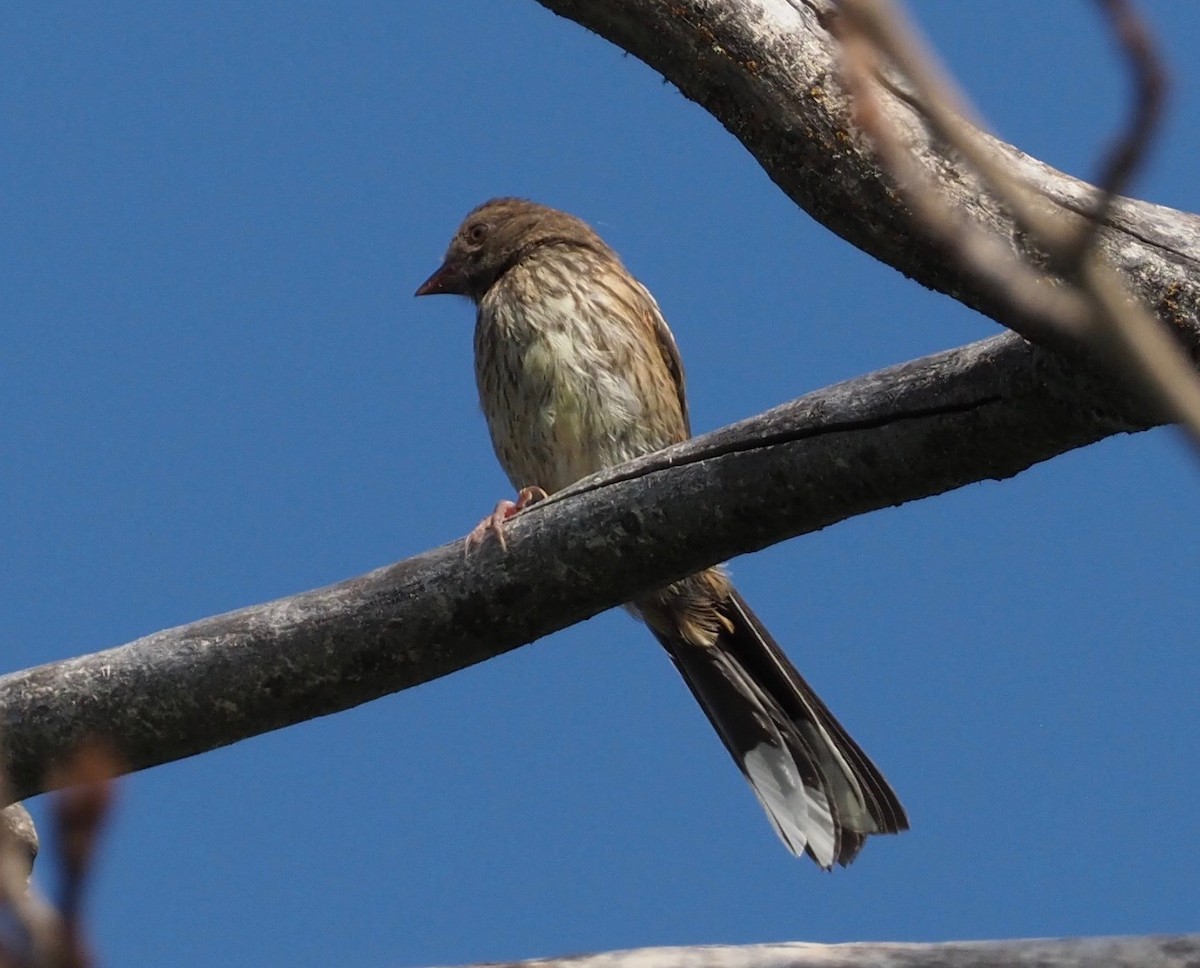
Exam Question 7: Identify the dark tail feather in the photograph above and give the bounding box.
[650,590,907,868]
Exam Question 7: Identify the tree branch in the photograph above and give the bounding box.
[436,935,1199,968]
[531,0,1200,364]
[0,333,1147,801]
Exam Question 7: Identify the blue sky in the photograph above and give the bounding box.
[3,2,1198,966]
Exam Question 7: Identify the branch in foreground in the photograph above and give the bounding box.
[0,333,1149,802]
[442,936,1199,968]
[833,0,1200,447]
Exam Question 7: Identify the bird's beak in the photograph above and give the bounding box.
[414,261,467,297]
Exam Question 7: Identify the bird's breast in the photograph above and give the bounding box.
[475,284,666,494]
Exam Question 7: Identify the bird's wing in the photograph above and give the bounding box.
[634,280,690,438]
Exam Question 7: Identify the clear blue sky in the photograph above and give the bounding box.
[4,2,1198,966]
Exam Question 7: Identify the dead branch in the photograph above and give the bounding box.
[532,0,1200,388]
[0,333,1148,801]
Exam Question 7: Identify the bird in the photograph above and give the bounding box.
[415,198,908,867]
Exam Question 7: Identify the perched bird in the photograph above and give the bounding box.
[415,198,907,867]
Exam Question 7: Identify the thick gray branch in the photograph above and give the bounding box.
[533,0,1200,359]
[0,334,1146,801]
[441,936,1199,968]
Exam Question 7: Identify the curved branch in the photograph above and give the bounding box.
[533,0,1200,359]
[0,334,1146,801]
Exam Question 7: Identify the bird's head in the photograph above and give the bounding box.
[415,197,607,303]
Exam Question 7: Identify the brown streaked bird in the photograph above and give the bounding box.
[415,198,908,867]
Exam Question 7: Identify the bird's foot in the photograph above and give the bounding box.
[465,486,548,553]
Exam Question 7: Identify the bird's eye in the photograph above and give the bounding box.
[466,222,489,244]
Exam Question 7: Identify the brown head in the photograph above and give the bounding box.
[414,198,613,303]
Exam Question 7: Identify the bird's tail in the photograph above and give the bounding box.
[640,582,908,868]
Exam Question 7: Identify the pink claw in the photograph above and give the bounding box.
[465,486,549,553]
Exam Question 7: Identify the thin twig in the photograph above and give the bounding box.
[1071,0,1169,261]
[832,10,1090,348]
